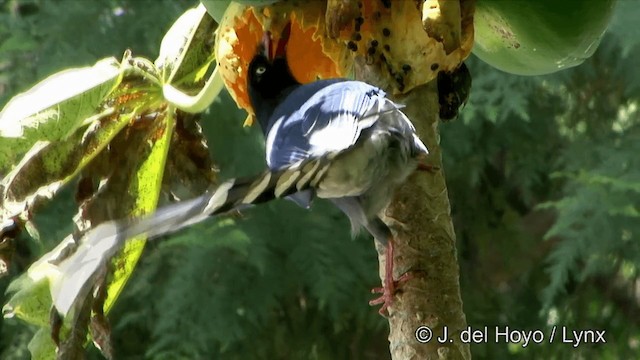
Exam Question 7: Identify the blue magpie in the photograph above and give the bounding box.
[245,25,429,314]
[44,24,428,317]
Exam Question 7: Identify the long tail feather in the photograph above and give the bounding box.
[50,155,332,316]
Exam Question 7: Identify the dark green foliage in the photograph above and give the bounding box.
[2,1,640,359]
[444,8,640,356]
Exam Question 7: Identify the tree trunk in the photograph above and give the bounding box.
[356,61,470,360]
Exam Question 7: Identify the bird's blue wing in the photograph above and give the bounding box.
[265,80,386,170]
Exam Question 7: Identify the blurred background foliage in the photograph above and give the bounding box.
[1,0,639,359]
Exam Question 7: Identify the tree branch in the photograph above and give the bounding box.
[390,82,469,360]
[355,52,469,360]
[354,0,471,357]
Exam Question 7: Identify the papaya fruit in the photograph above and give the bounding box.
[473,0,617,75]
[201,0,281,23]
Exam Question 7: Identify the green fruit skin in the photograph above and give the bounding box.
[473,0,617,76]
[201,0,281,23]
[201,0,232,23]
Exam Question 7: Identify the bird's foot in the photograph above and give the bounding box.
[369,272,413,316]
[368,240,412,316]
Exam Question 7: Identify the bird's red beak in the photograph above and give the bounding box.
[261,22,292,60]
[261,30,273,60]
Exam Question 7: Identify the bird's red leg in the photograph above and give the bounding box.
[369,239,412,316]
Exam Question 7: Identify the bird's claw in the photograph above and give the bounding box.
[369,239,414,316]
[369,271,413,316]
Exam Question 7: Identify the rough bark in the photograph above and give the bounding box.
[355,31,470,360]
[356,67,469,360]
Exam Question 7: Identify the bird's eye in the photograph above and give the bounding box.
[255,66,267,75]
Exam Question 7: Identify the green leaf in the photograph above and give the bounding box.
[0,57,123,170]
[38,106,176,317]
[157,4,223,113]
[0,108,133,220]
[103,106,176,314]
[28,328,57,360]
[201,0,282,22]
[3,275,52,328]
[163,68,225,113]
[156,4,215,86]
[200,0,232,23]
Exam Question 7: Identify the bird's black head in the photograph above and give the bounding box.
[248,23,300,134]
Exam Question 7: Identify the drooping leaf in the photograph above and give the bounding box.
[42,107,177,319]
[157,4,224,113]
[163,111,218,199]
[102,107,176,315]
[156,4,216,85]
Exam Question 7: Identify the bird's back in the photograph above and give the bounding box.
[265,79,391,170]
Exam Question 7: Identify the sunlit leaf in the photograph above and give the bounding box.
[28,328,56,360]
[156,4,215,85]
[156,4,222,113]
[3,275,52,327]
[0,58,123,170]
[0,109,133,220]
[162,69,224,113]
[103,107,176,315]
